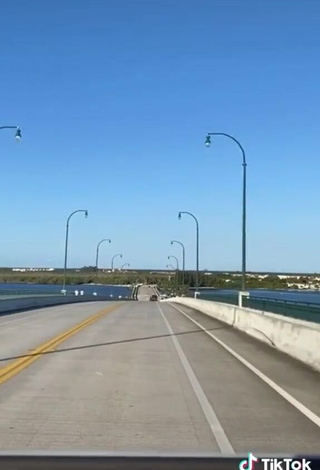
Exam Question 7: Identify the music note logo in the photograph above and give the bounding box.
[239,452,259,470]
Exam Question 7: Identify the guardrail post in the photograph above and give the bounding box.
[238,291,250,307]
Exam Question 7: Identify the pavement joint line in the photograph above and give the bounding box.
[157,303,234,454]
[169,302,320,429]
[0,302,123,387]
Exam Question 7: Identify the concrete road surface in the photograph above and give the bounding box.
[137,285,156,301]
[0,299,319,453]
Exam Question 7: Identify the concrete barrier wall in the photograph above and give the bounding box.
[131,285,139,300]
[164,297,320,372]
[0,295,125,316]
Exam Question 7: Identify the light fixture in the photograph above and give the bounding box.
[205,135,211,148]
[15,127,22,142]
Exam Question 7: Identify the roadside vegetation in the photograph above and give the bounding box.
[0,267,299,290]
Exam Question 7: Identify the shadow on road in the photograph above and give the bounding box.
[0,325,230,363]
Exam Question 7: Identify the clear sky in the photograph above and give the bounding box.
[1,0,319,272]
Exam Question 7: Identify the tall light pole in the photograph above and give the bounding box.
[171,240,185,286]
[168,255,179,293]
[178,211,199,297]
[96,239,111,283]
[121,263,130,270]
[63,210,88,293]
[0,126,22,141]
[205,132,247,292]
[166,263,177,292]
[111,253,122,270]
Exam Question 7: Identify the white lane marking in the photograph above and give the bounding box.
[169,302,320,429]
[157,303,234,453]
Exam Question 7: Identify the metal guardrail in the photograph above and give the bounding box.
[0,291,134,300]
[192,293,238,305]
[0,290,62,297]
[0,295,134,318]
[244,296,320,324]
[194,293,320,324]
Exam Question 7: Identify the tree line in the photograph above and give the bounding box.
[0,270,290,290]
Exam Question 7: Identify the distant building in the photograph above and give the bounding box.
[12,267,55,272]
[278,275,301,280]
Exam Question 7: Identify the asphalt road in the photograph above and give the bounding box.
[136,285,157,301]
[0,298,319,453]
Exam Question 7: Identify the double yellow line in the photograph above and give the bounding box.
[0,302,122,386]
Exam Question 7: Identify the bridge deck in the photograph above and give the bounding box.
[0,290,318,453]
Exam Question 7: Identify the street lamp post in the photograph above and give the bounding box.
[205,132,247,293]
[121,263,130,270]
[168,255,179,270]
[96,239,111,283]
[168,255,179,293]
[63,210,88,294]
[0,126,22,141]
[111,253,122,270]
[178,211,199,297]
[166,264,176,292]
[171,240,185,287]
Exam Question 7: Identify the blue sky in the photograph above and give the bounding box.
[1,0,319,272]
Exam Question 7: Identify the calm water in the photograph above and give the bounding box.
[2,284,320,304]
[197,288,320,304]
[0,283,132,298]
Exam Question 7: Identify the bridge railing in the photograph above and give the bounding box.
[190,292,320,324]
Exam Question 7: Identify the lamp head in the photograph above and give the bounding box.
[15,127,22,142]
[178,212,181,220]
[84,210,88,218]
[205,135,211,148]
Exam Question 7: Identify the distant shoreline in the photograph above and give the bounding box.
[81,283,132,287]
